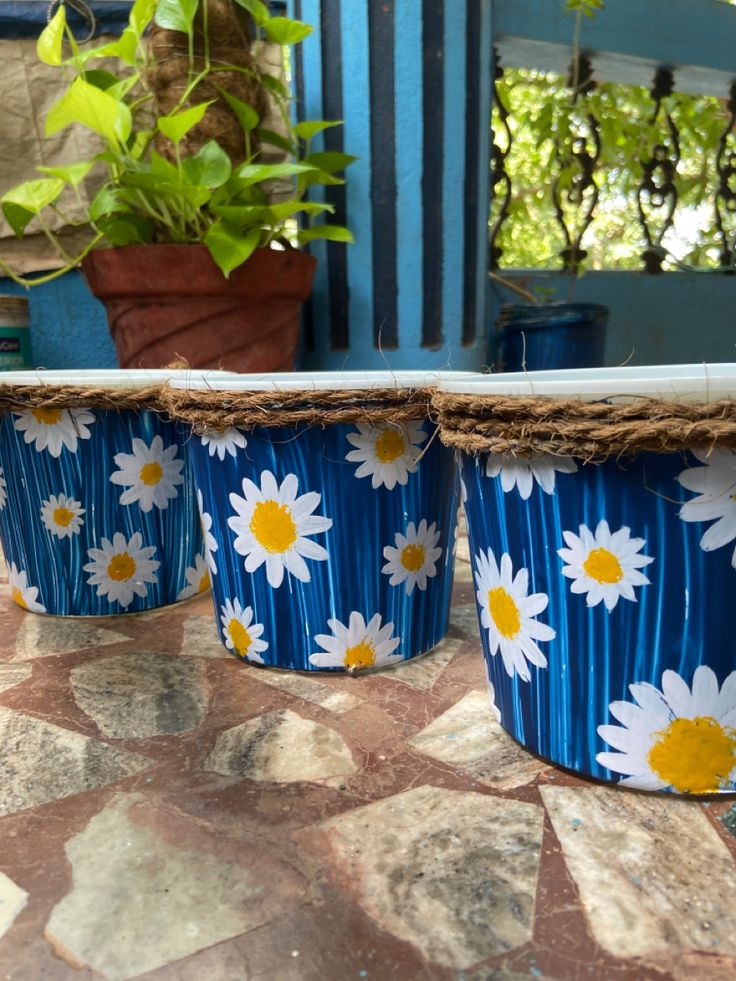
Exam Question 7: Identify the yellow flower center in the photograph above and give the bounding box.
[228,618,252,656]
[488,586,521,639]
[583,547,623,584]
[401,543,426,573]
[250,499,297,553]
[11,587,27,610]
[344,639,376,670]
[139,461,163,486]
[198,570,211,593]
[375,428,406,463]
[648,716,736,794]
[31,408,62,425]
[53,506,74,528]
[107,552,136,582]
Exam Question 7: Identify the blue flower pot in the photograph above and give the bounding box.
[445,365,736,795]
[174,372,459,672]
[493,302,608,372]
[0,371,205,616]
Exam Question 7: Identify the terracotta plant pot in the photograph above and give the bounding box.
[82,245,316,371]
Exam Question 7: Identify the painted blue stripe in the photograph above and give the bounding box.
[442,0,467,357]
[292,0,330,357]
[340,1,374,361]
[394,0,424,355]
[474,0,494,345]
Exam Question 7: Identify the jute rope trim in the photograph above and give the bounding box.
[432,392,736,460]
[160,387,434,432]
[0,385,168,413]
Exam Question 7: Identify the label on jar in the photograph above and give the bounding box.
[0,325,32,371]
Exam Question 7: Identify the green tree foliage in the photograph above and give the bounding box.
[494,0,736,271]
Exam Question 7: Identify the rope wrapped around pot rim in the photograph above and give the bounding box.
[160,386,435,433]
[0,384,168,413]
[431,391,736,461]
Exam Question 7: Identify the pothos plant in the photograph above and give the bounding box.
[0,0,355,284]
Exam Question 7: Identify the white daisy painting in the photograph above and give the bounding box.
[13,407,95,457]
[677,449,736,569]
[177,554,211,601]
[196,489,219,576]
[228,470,332,589]
[475,547,555,682]
[558,519,654,612]
[200,427,247,461]
[310,612,402,672]
[382,519,443,596]
[40,493,85,539]
[345,421,427,490]
[83,531,160,608]
[110,435,185,512]
[485,452,577,500]
[8,562,45,613]
[220,598,268,662]
[0,467,6,510]
[597,665,736,794]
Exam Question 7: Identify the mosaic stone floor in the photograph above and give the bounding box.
[1,530,736,981]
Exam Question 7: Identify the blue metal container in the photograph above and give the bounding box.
[0,371,205,616]
[493,302,608,372]
[446,366,736,795]
[175,373,459,672]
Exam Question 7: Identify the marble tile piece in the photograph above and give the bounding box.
[14,616,130,661]
[0,663,31,694]
[0,707,150,817]
[379,634,464,691]
[0,872,28,940]
[70,652,207,739]
[179,614,227,658]
[205,708,357,785]
[244,666,362,714]
[410,690,548,790]
[541,786,736,958]
[45,793,303,981]
[451,603,482,639]
[313,784,544,969]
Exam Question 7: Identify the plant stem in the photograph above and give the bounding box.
[488,271,540,304]
[0,232,104,287]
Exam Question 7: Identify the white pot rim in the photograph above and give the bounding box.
[168,370,468,392]
[0,369,197,388]
[438,363,736,402]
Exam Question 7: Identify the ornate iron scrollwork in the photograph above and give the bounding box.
[637,67,680,274]
[715,80,736,271]
[489,49,513,271]
[552,55,601,275]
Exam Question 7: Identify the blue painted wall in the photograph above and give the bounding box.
[288,0,494,371]
[0,271,116,369]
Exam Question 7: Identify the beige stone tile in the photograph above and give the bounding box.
[541,786,736,958]
[410,690,548,790]
[205,708,357,786]
[0,663,31,694]
[379,634,463,691]
[451,602,482,639]
[0,707,150,817]
[70,652,208,739]
[45,793,303,981]
[0,872,28,940]
[179,614,227,658]
[313,785,544,970]
[14,616,130,661]
[243,666,361,714]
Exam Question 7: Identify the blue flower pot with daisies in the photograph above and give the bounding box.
[174,373,459,672]
[0,372,205,616]
[442,366,736,796]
